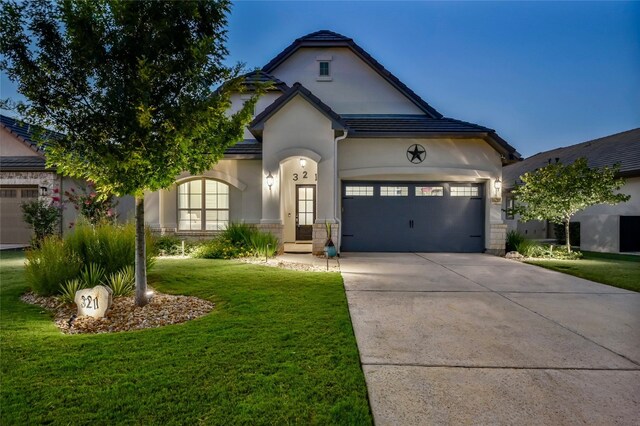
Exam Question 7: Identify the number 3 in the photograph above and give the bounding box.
[293,173,298,181]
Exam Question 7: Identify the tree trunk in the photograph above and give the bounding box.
[135,196,148,307]
[565,219,571,253]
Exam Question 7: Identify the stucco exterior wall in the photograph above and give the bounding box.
[261,95,336,225]
[0,127,40,156]
[144,159,262,233]
[338,137,504,252]
[574,177,639,252]
[270,47,424,115]
[229,92,283,140]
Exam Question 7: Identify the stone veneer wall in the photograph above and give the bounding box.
[257,223,284,254]
[312,223,339,256]
[487,223,507,256]
[0,171,59,195]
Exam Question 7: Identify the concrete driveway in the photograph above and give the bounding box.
[341,253,640,425]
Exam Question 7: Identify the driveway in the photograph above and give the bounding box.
[341,253,640,425]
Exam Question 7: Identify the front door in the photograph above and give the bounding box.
[296,185,315,241]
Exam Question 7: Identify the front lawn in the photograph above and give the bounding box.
[0,251,372,425]
[526,251,640,292]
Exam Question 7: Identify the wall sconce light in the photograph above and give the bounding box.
[299,158,307,168]
[493,179,502,197]
[39,186,48,196]
[266,172,274,190]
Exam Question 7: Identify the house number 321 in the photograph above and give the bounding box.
[292,172,317,181]
[81,295,99,310]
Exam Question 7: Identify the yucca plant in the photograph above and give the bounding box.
[105,265,135,297]
[80,263,106,287]
[59,278,86,305]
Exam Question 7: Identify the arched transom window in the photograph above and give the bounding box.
[178,179,229,231]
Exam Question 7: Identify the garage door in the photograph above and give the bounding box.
[0,186,39,244]
[341,182,484,252]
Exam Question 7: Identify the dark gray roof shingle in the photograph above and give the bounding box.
[503,128,640,187]
[0,114,44,153]
[262,30,443,119]
[0,156,47,170]
[342,115,492,135]
[240,71,289,92]
[224,140,262,158]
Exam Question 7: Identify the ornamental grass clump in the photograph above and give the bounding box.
[248,231,278,258]
[25,237,82,296]
[505,230,526,253]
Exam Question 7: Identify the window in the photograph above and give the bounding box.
[178,179,229,231]
[506,196,515,220]
[380,186,408,196]
[319,61,330,77]
[21,189,39,198]
[0,189,17,198]
[415,186,444,197]
[345,186,374,196]
[450,186,479,197]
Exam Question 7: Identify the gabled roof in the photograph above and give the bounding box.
[249,82,347,140]
[503,128,640,188]
[262,30,443,119]
[0,114,46,155]
[240,70,289,92]
[342,114,520,161]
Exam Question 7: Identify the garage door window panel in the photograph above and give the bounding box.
[345,186,374,196]
[380,186,408,196]
[450,186,479,197]
[415,186,443,197]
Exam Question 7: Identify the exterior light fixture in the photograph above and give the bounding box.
[494,179,502,192]
[299,158,307,168]
[266,172,274,190]
[39,186,48,196]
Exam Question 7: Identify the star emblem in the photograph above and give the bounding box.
[406,144,426,164]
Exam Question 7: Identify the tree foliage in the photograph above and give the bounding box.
[510,157,630,251]
[1,0,260,305]
[0,0,257,196]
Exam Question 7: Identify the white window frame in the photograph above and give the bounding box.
[177,178,229,231]
[316,55,333,81]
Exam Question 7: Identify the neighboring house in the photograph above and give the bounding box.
[0,114,133,244]
[144,30,521,255]
[503,128,640,253]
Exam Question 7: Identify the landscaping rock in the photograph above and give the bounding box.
[75,285,113,319]
[505,251,524,260]
[20,290,214,334]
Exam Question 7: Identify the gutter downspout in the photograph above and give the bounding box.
[334,129,348,253]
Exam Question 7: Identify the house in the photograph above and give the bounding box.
[0,114,134,245]
[143,30,520,255]
[503,128,640,253]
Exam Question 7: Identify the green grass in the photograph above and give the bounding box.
[0,250,372,425]
[526,251,640,292]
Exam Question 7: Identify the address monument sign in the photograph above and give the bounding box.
[74,285,113,319]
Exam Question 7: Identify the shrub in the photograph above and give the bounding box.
[25,237,82,296]
[505,230,525,252]
[154,235,200,256]
[515,239,544,258]
[59,279,86,305]
[105,265,135,297]
[191,238,252,259]
[221,222,256,246]
[21,198,62,245]
[64,182,118,226]
[64,221,155,277]
[248,231,278,258]
[79,263,106,287]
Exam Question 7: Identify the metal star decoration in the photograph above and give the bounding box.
[406,144,426,164]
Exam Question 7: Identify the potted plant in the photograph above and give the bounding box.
[324,221,337,258]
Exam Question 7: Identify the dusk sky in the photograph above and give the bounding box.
[2,1,639,158]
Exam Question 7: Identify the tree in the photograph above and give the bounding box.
[510,157,630,252]
[1,0,259,306]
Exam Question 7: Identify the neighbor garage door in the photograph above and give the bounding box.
[341,182,484,252]
[0,186,39,244]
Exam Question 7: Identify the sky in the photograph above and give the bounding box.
[1,1,639,158]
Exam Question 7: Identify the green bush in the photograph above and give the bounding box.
[79,263,106,287]
[21,198,62,245]
[25,237,82,296]
[25,221,156,296]
[191,238,252,259]
[105,265,135,297]
[515,239,584,260]
[553,222,581,247]
[506,230,526,252]
[221,222,256,246]
[59,279,86,305]
[64,221,155,277]
[515,239,544,258]
[248,231,278,258]
[154,235,200,256]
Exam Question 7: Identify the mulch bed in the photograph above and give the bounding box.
[20,291,214,335]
